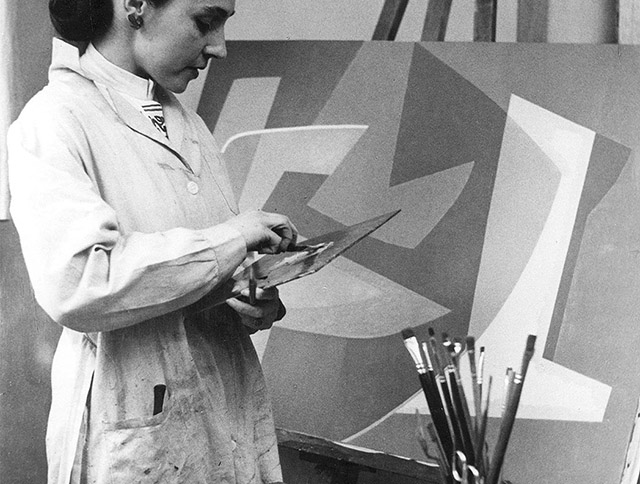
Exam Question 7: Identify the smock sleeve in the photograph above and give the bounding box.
[7,100,247,333]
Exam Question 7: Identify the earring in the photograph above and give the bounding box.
[128,13,143,29]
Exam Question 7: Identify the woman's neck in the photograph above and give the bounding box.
[92,27,148,80]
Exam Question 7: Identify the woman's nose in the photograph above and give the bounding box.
[203,29,227,60]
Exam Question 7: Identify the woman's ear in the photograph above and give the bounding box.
[123,0,146,16]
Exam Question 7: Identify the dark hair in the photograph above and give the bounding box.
[49,0,114,41]
[49,0,172,42]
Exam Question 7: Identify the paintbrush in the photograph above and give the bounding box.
[246,251,257,304]
[445,365,476,466]
[466,336,481,433]
[401,328,454,464]
[428,329,465,455]
[502,368,515,417]
[477,346,485,403]
[487,335,536,484]
[422,341,456,453]
[428,329,466,459]
[445,336,476,448]
[453,337,464,368]
[442,332,456,367]
[518,334,536,380]
[475,375,492,476]
[428,328,443,375]
[421,340,456,456]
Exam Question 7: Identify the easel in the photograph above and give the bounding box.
[277,428,442,484]
[372,0,498,42]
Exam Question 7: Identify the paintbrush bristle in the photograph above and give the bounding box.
[519,334,537,378]
[466,336,476,352]
[401,328,416,341]
[525,334,537,352]
[401,328,426,372]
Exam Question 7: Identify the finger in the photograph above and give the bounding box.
[289,231,298,249]
[259,233,283,254]
[257,287,278,301]
[278,234,291,253]
[275,219,298,252]
[239,286,278,301]
[262,213,297,253]
[227,297,262,319]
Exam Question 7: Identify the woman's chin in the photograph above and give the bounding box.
[158,71,198,94]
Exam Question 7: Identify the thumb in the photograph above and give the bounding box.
[258,230,283,254]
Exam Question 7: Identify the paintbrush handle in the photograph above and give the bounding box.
[419,372,454,465]
[487,377,523,484]
[425,423,453,483]
[447,369,476,466]
[455,370,476,442]
[475,375,492,476]
[438,374,464,459]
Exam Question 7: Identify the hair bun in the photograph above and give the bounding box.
[49,0,112,41]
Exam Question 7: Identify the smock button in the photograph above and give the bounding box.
[187,181,199,194]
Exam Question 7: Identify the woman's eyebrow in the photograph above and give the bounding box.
[200,6,235,19]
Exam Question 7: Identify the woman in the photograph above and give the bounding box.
[7,0,295,482]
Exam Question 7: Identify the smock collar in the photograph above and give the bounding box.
[47,38,197,175]
[48,38,156,101]
[81,43,156,101]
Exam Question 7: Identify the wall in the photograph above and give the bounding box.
[224,0,615,43]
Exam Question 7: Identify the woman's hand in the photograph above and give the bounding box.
[226,211,298,254]
[226,287,286,334]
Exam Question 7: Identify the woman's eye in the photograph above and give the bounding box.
[196,18,212,33]
[196,14,225,34]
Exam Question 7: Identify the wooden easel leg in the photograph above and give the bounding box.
[474,0,497,41]
[373,0,410,40]
[421,0,453,41]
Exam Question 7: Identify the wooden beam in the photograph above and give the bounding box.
[474,0,497,42]
[277,428,442,483]
[618,0,640,44]
[517,0,549,42]
[421,0,453,41]
[372,0,410,40]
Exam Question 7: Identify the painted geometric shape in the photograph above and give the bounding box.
[309,43,497,250]
[277,256,450,338]
[399,95,615,422]
[470,95,611,422]
[212,77,281,159]
[262,325,423,441]
[468,99,561,337]
[545,133,632,360]
[221,125,367,212]
[198,41,364,131]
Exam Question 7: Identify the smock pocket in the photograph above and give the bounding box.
[95,389,234,484]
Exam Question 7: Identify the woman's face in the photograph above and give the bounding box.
[134,0,235,93]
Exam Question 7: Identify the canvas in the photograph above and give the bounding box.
[198,41,640,483]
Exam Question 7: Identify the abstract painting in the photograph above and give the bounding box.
[198,41,639,483]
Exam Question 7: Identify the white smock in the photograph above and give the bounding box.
[7,38,283,484]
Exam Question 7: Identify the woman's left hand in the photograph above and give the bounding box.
[226,287,286,334]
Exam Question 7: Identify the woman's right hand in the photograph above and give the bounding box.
[226,210,298,254]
